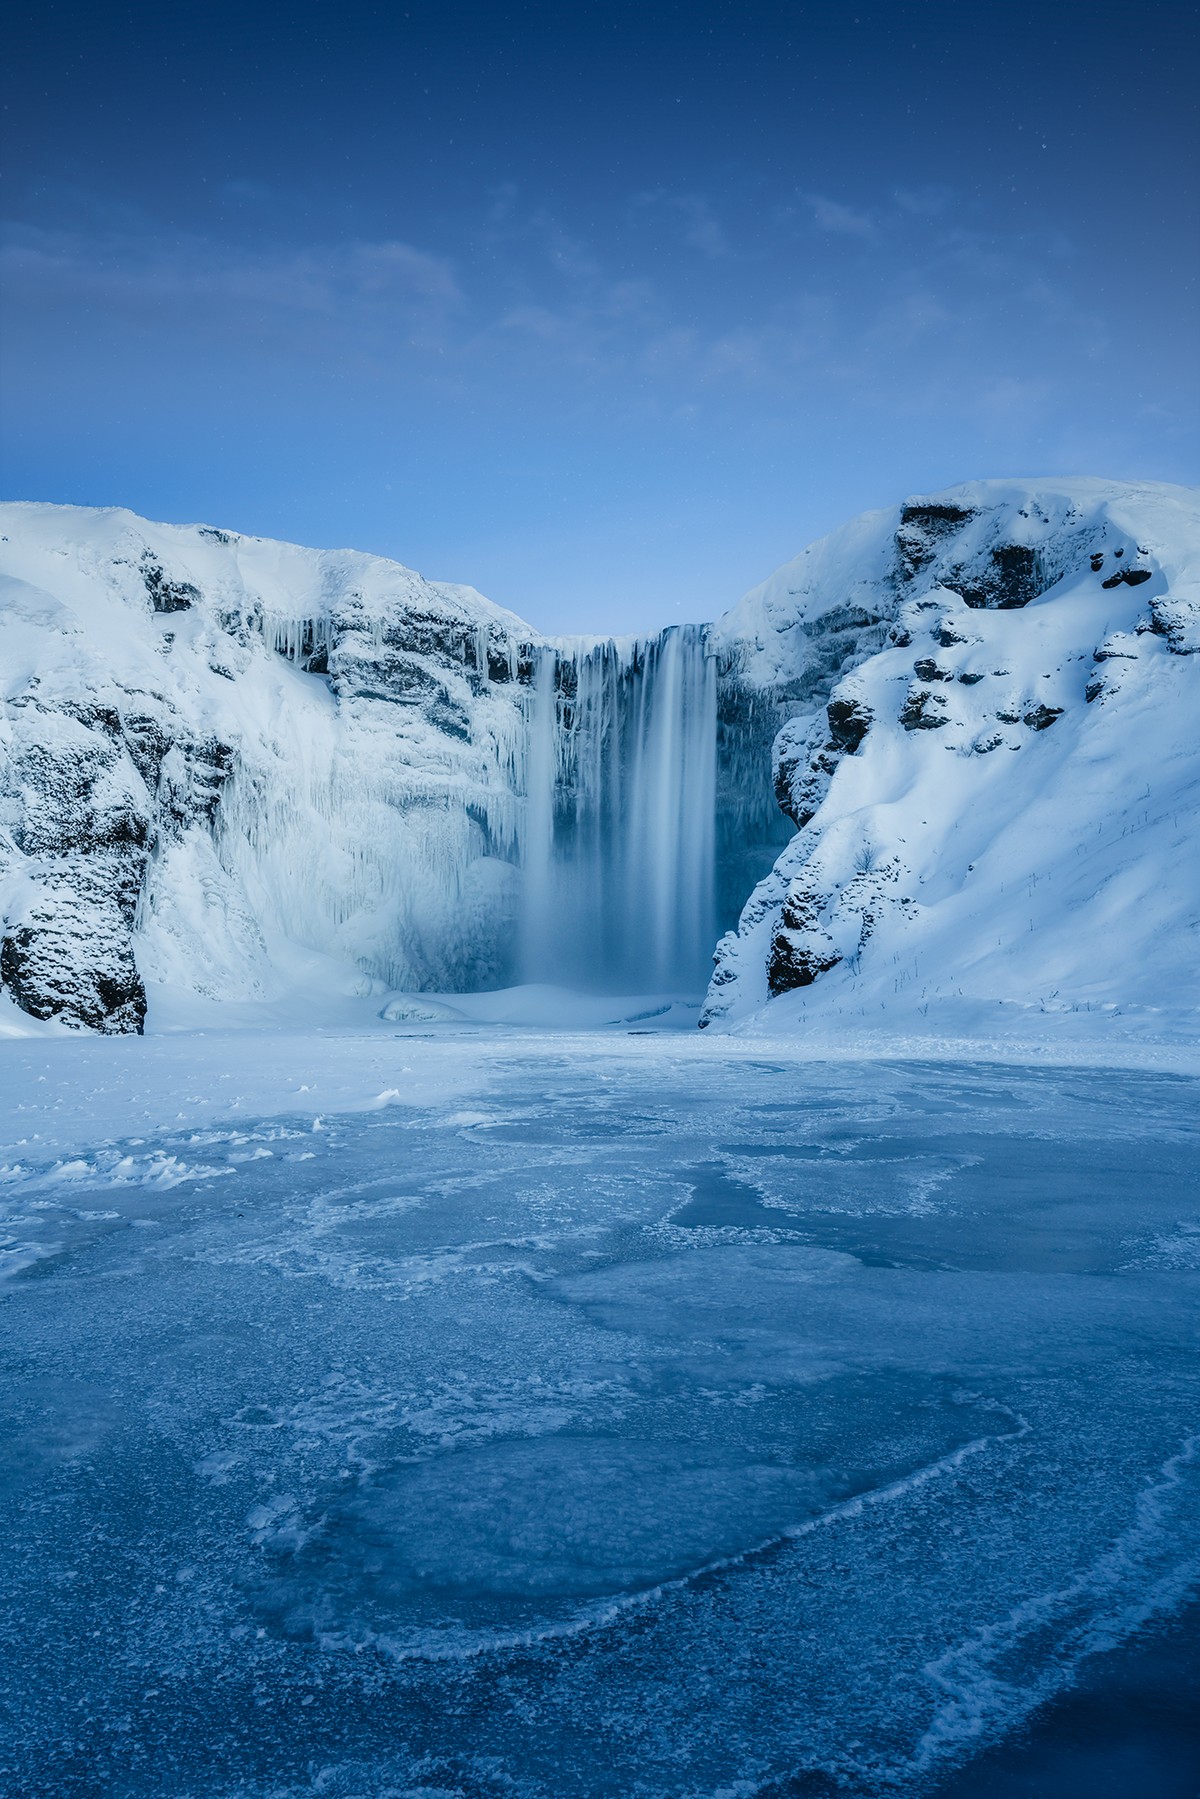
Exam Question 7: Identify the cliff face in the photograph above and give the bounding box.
[3,482,1197,1037]
[701,479,1200,1032]
[0,506,543,1030]
[0,504,777,1032]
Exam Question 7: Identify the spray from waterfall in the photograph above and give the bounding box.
[518,625,717,993]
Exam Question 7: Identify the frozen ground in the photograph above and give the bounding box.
[1,1019,1198,1797]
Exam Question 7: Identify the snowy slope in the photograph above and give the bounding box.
[702,479,1200,1035]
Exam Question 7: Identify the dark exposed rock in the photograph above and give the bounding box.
[899,686,948,730]
[140,553,200,614]
[1090,552,1105,571]
[1101,566,1153,589]
[935,621,970,647]
[1023,704,1064,731]
[57,701,123,739]
[826,693,873,753]
[1,903,146,1035]
[1147,595,1200,654]
[0,692,239,1032]
[958,670,985,685]
[1092,635,1140,663]
[487,645,516,682]
[427,694,472,742]
[912,658,954,682]
[895,502,977,583]
[767,928,841,994]
[950,543,1043,610]
[767,884,841,995]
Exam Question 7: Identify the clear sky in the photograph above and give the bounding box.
[3,0,1197,632]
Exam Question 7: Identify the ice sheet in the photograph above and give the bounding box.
[1,1031,1197,1795]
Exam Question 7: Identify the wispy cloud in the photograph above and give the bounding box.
[0,191,1117,438]
[0,222,462,316]
[893,185,953,217]
[805,193,875,239]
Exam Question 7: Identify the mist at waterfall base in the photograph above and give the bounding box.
[516,626,719,996]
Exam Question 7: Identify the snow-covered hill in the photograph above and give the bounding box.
[702,479,1200,1038]
[1,480,1197,1039]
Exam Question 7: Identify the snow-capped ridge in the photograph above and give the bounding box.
[702,477,1200,1033]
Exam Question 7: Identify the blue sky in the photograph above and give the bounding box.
[3,0,1197,631]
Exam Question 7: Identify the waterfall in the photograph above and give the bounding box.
[518,625,717,993]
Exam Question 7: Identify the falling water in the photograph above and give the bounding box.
[518,625,718,993]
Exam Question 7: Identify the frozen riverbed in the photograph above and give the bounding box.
[1,1026,1198,1796]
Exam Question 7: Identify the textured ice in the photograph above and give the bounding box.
[1,1029,1197,1795]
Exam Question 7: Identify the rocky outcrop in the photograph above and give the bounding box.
[899,685,949,730]
[0,692,238,1032]
[701,477,1200,1029]
[767,879,842,995]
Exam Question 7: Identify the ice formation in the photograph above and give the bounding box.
[1,478,1197,1035]
[0,507,757,1028]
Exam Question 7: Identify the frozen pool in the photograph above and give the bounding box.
[1,1032,1198,1795]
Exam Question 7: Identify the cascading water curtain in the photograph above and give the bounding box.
[518,625,717,993]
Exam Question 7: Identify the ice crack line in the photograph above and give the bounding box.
[914,1429,1200,1776]
[355,1397,1031,1666]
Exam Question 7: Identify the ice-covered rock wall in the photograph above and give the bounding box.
[701,478,1200,1031]
[0,506,558,1031]
[0,505,751,1030]
[4,481,1196,1037]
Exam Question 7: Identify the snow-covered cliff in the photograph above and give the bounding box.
[702,479,1200,1034]
[0,506,549,1030]
[2,481,1197,1038]
[0,504,768,1031]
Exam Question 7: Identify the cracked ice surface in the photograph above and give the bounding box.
[1,1030,1198,1796]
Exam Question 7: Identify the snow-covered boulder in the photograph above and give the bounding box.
[702,478,1200,1031]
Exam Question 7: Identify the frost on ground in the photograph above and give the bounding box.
[1,1026,1198,1797]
